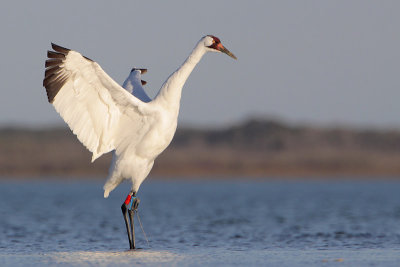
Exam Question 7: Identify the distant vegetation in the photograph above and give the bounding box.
[1,119,400,178]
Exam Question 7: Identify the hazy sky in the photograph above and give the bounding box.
[1,1,399,128]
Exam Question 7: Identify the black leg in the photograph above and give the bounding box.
[121,203,133,249]
[121,191,140,250]
[128,209,135,249]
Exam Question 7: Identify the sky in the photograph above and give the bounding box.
[0,1,399,129]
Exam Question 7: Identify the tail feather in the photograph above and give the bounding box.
[103,175,124,198]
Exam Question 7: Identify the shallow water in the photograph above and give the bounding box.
[1,179,400,266]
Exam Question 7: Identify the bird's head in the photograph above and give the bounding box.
[203,35,237,60]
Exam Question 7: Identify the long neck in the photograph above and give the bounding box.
[154,41,207,109]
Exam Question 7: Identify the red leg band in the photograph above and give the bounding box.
[124,194,132,205]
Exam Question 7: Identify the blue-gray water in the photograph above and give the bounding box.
[1,178,400,266]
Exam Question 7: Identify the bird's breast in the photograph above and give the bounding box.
[136,115,178,160]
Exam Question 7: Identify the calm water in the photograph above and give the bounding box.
[1,178,400,266]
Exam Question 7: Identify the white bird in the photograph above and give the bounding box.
[122,68,151,103]
[43,35,236,249]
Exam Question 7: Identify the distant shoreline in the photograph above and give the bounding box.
[2,175,400,181]
[1,119,400,178]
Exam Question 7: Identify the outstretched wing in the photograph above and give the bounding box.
[43,43,149,161]
[122,68,152,103]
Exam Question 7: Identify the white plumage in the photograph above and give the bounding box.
[43,35,236,198]
[122,68,152,103]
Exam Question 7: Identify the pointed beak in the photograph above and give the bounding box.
[218,44,237,60]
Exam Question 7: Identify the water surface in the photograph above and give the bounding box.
[1,178,399,266]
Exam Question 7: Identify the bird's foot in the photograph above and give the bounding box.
[121,191,140,250]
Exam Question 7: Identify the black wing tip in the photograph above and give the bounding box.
[43,74,68,103]
[45,58,62,67]
[130,68,148,74]
[141,80,147,85]
[43,81,57,103]
[83,55,93,62]
[51,43,70,54]
[43,74,58,103]
[47,50,65,59]
[43,43,71,103]
[44,43,92,103]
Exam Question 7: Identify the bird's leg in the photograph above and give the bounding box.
[121,196,133,249]
[128,207,135,249]
[121,190,140,249]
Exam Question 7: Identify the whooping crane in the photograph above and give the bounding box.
[43,35,236,249]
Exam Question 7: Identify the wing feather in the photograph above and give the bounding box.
[43,43,150,161]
